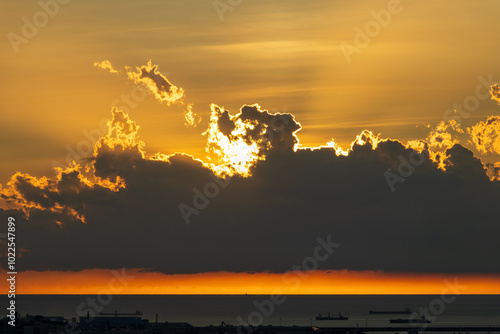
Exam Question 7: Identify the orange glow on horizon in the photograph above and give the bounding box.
[4,269,500,295]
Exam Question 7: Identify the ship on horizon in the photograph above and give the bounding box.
[369,307,412,314]
[316,312,348,320]
[389,315,431,324]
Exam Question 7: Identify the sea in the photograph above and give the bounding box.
[10,295,500,328]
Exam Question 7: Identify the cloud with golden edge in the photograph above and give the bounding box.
[184,103,201,127]
[0,109,149,223]
[0,106,208,226]
[203,103,301,177]
[351,129,382,149]
[117,59,200,127]
[469,116,500,155]
[125,60,184,106]
[405,139,429,153]
[490,84,500,104]
[485,162,500,181]
[324,139,349,156]
[427,120,462,148]
[95,107,146,156]
[415,120,465,170]
[93,60,119,74]
[322,130,382,156]
[0,165,125,224]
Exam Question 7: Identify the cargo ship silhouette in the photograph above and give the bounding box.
[389,315,431,324]
[369,308,412,314]
[316,312,348,320]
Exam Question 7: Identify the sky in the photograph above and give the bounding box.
[1,0,500,294]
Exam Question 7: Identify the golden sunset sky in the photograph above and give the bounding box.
[1,0,500,182]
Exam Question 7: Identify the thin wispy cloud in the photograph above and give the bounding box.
[94,60,119,74]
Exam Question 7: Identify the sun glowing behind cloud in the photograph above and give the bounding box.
[204,104,265,177]
[203,103,301,177]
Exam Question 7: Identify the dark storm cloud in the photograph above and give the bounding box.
[1,108,500,275]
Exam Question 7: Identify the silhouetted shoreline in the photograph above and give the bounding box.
[3,313,500,334]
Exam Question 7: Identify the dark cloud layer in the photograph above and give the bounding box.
[1,108,500,275]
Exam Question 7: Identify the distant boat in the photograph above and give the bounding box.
[316,313,348,320]
[369,307,412,314]
[98,310,143,316]
[389,316,431,324]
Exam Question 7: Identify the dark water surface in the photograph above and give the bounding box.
[12,295,500,328]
